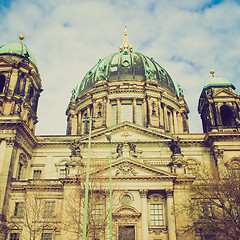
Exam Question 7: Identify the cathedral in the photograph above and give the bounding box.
[0,29,240,240]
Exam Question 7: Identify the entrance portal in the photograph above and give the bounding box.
[118,225,135,240]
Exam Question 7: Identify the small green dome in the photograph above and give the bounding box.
[77,51,177,97]
[0,42,37,66]
[203,76,235,90]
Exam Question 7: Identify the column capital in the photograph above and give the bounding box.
[166,189,174,197]
[139,189,148,198]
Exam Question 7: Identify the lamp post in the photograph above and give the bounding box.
[82,117,94,240]
[105,132,112,240]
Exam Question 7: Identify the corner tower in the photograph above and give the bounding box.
[198,70,240,133]
[66,27,189,135]
[0,35,42,132]
[0,35,42,235]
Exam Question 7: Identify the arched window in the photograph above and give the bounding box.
[220,105,234,127]
[0,75,6,93]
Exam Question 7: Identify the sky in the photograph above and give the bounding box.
[0,0,240,135]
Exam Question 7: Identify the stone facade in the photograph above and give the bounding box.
[0,34,240,240]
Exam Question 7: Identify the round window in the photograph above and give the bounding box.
[122,194,131,205]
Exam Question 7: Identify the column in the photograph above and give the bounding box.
[147,97,151,126]
[177,112,183,133]
[158,99,164,127]
[166,190,176,240]
[215,102,222,126]
[163,104,168,130]
[173,110,178,134]
[77,111,82,135]
[93,100,97,118]
[102,97,107,127]
[143,98,147,126]
[71,115,77,135]
[139,189,148,240]
[106,98,111,127]
[133,97,137,123]
[117,98,121,124]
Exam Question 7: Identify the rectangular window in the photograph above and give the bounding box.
[33,170,42,179]
[111,104,117,125]
[44,201,55,218]
[41,233,52,240]
[14,202,24,217]
[60,169,67,178]
[121,104,132,122]
[92,204,103,225]
[10,233,20,240]
[150,204,163,226]
[136,104,142,125]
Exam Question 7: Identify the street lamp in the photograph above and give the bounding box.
[105,132,113,240]
[82,116,95,240]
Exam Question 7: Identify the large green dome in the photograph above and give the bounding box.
[77,51,177,97]
[0,41,37,66]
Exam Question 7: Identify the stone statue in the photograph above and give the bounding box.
[71,85,78,99]
[169,138,181,155]
[70,139,82,158]
[116,143,123,158]
[177,82,184,96]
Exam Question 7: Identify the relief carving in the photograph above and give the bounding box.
[115,161,137,176]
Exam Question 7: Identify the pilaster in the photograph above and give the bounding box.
[139,189,148,240]
[166,189,176,240]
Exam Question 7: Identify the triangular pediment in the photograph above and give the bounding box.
[82,122,172,142]
[213,88,237,98]
[92,158,175,179]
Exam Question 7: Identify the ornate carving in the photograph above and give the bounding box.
[120,126,132,139]
[213,149,224,159]
[6,138,16,147]
[166,189,174,197]
[149,227,168,235]
[115,161,137,176]
[139,189,148,198]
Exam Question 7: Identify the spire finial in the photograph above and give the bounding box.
[210,69,215,77]
[19,34,24,43]
[120,25,133,53]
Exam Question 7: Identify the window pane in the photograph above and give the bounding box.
[60,169,67,178]
[92,204,103,225]
[150,204,163,226]
[121,104,132,122]
[136,104,142,125]
[14,202,24,217]
[44,201,55,217]
[10,233,20,240]
[41,233,52,240]
[111,104,117,125]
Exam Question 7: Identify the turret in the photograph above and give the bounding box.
[198,70,240,133]
[0,35,43,132]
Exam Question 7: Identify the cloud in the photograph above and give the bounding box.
[0,0,240,135]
